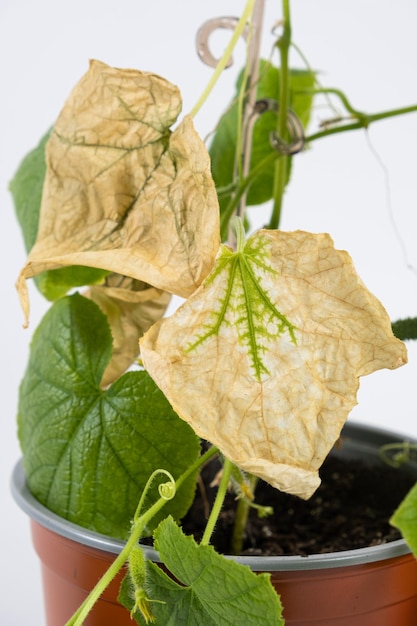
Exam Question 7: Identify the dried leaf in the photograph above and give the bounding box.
[85,274,171,386]
[140,230,407,499]
[17,60,220,325]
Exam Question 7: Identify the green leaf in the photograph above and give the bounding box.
[18,293,200,538]
[36,265,109,301]
[9,132,108,300]
[10,130,50,254]
[120,517,284,625]
[392,317,417,341]
[209,60,316,214]
[391,482,417,557]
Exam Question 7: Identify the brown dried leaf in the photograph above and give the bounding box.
[140,230,407,499]
[17,60,220,325]
[85,274,171,387]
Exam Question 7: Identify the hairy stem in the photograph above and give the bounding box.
[65,446,219,626]
[200,457,234,545]
[307,99,417,142]
[269,0,292,230]
[65,488,173,626]
[230,475,259,555]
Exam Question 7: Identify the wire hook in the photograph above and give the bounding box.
[196,17,250,69]
[255,98,305,155]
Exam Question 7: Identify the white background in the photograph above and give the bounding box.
[1,0,417,623]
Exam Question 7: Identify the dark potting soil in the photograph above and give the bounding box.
[180,450,416,557]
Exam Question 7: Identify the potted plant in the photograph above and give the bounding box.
[9,0,417,624]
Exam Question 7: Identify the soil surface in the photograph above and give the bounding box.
[180,450,416,556]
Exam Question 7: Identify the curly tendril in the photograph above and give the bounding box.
[134,469,176,523]
[158,478,176,500]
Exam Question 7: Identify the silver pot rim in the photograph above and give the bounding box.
[10,421,415,572]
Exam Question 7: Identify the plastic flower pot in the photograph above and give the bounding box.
[11,422,417,626]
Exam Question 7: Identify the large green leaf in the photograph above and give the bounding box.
[209,61,316,217]
[391,483,417,557]
[9,132,108,301]
[17,294,200,538]
[119,517,284,625]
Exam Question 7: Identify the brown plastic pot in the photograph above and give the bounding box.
[11,422,417,626]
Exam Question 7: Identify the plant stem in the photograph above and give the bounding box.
[269,0,292,230]
[306,98,417,143]
[200,457,234,545]
[176,445,219,490]
[190,0,256,118]
[220,151,279,238]
[230,475,258,555]
[65,493,171,626]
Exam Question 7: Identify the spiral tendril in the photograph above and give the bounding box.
[133,469,176,522]
[158,479,176,500]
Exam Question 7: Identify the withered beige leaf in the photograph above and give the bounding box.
[140,230,407,499]
[85,274,171,387]
[17,60,220,325]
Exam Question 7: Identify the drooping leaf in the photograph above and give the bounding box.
[140,230,407,499]
[209,61,316,216]
[119,517,284,625]
[10,130,171,377]
[85,274,171,386]
[17,294,200,538]
[17,60,220,325]
[391,483,417,557]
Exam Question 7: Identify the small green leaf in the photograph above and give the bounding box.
[121,516,284,625]
[18,293,200,538]
[37,265,109,301]
[392,317,417,341]
[391,482,417,557]
[9,132,109,300]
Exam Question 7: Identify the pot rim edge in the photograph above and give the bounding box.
[10,451,412,572]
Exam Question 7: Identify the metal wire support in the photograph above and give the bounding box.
[196,1,266,244]
[239,0,266,220]
[254,98,305,155]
